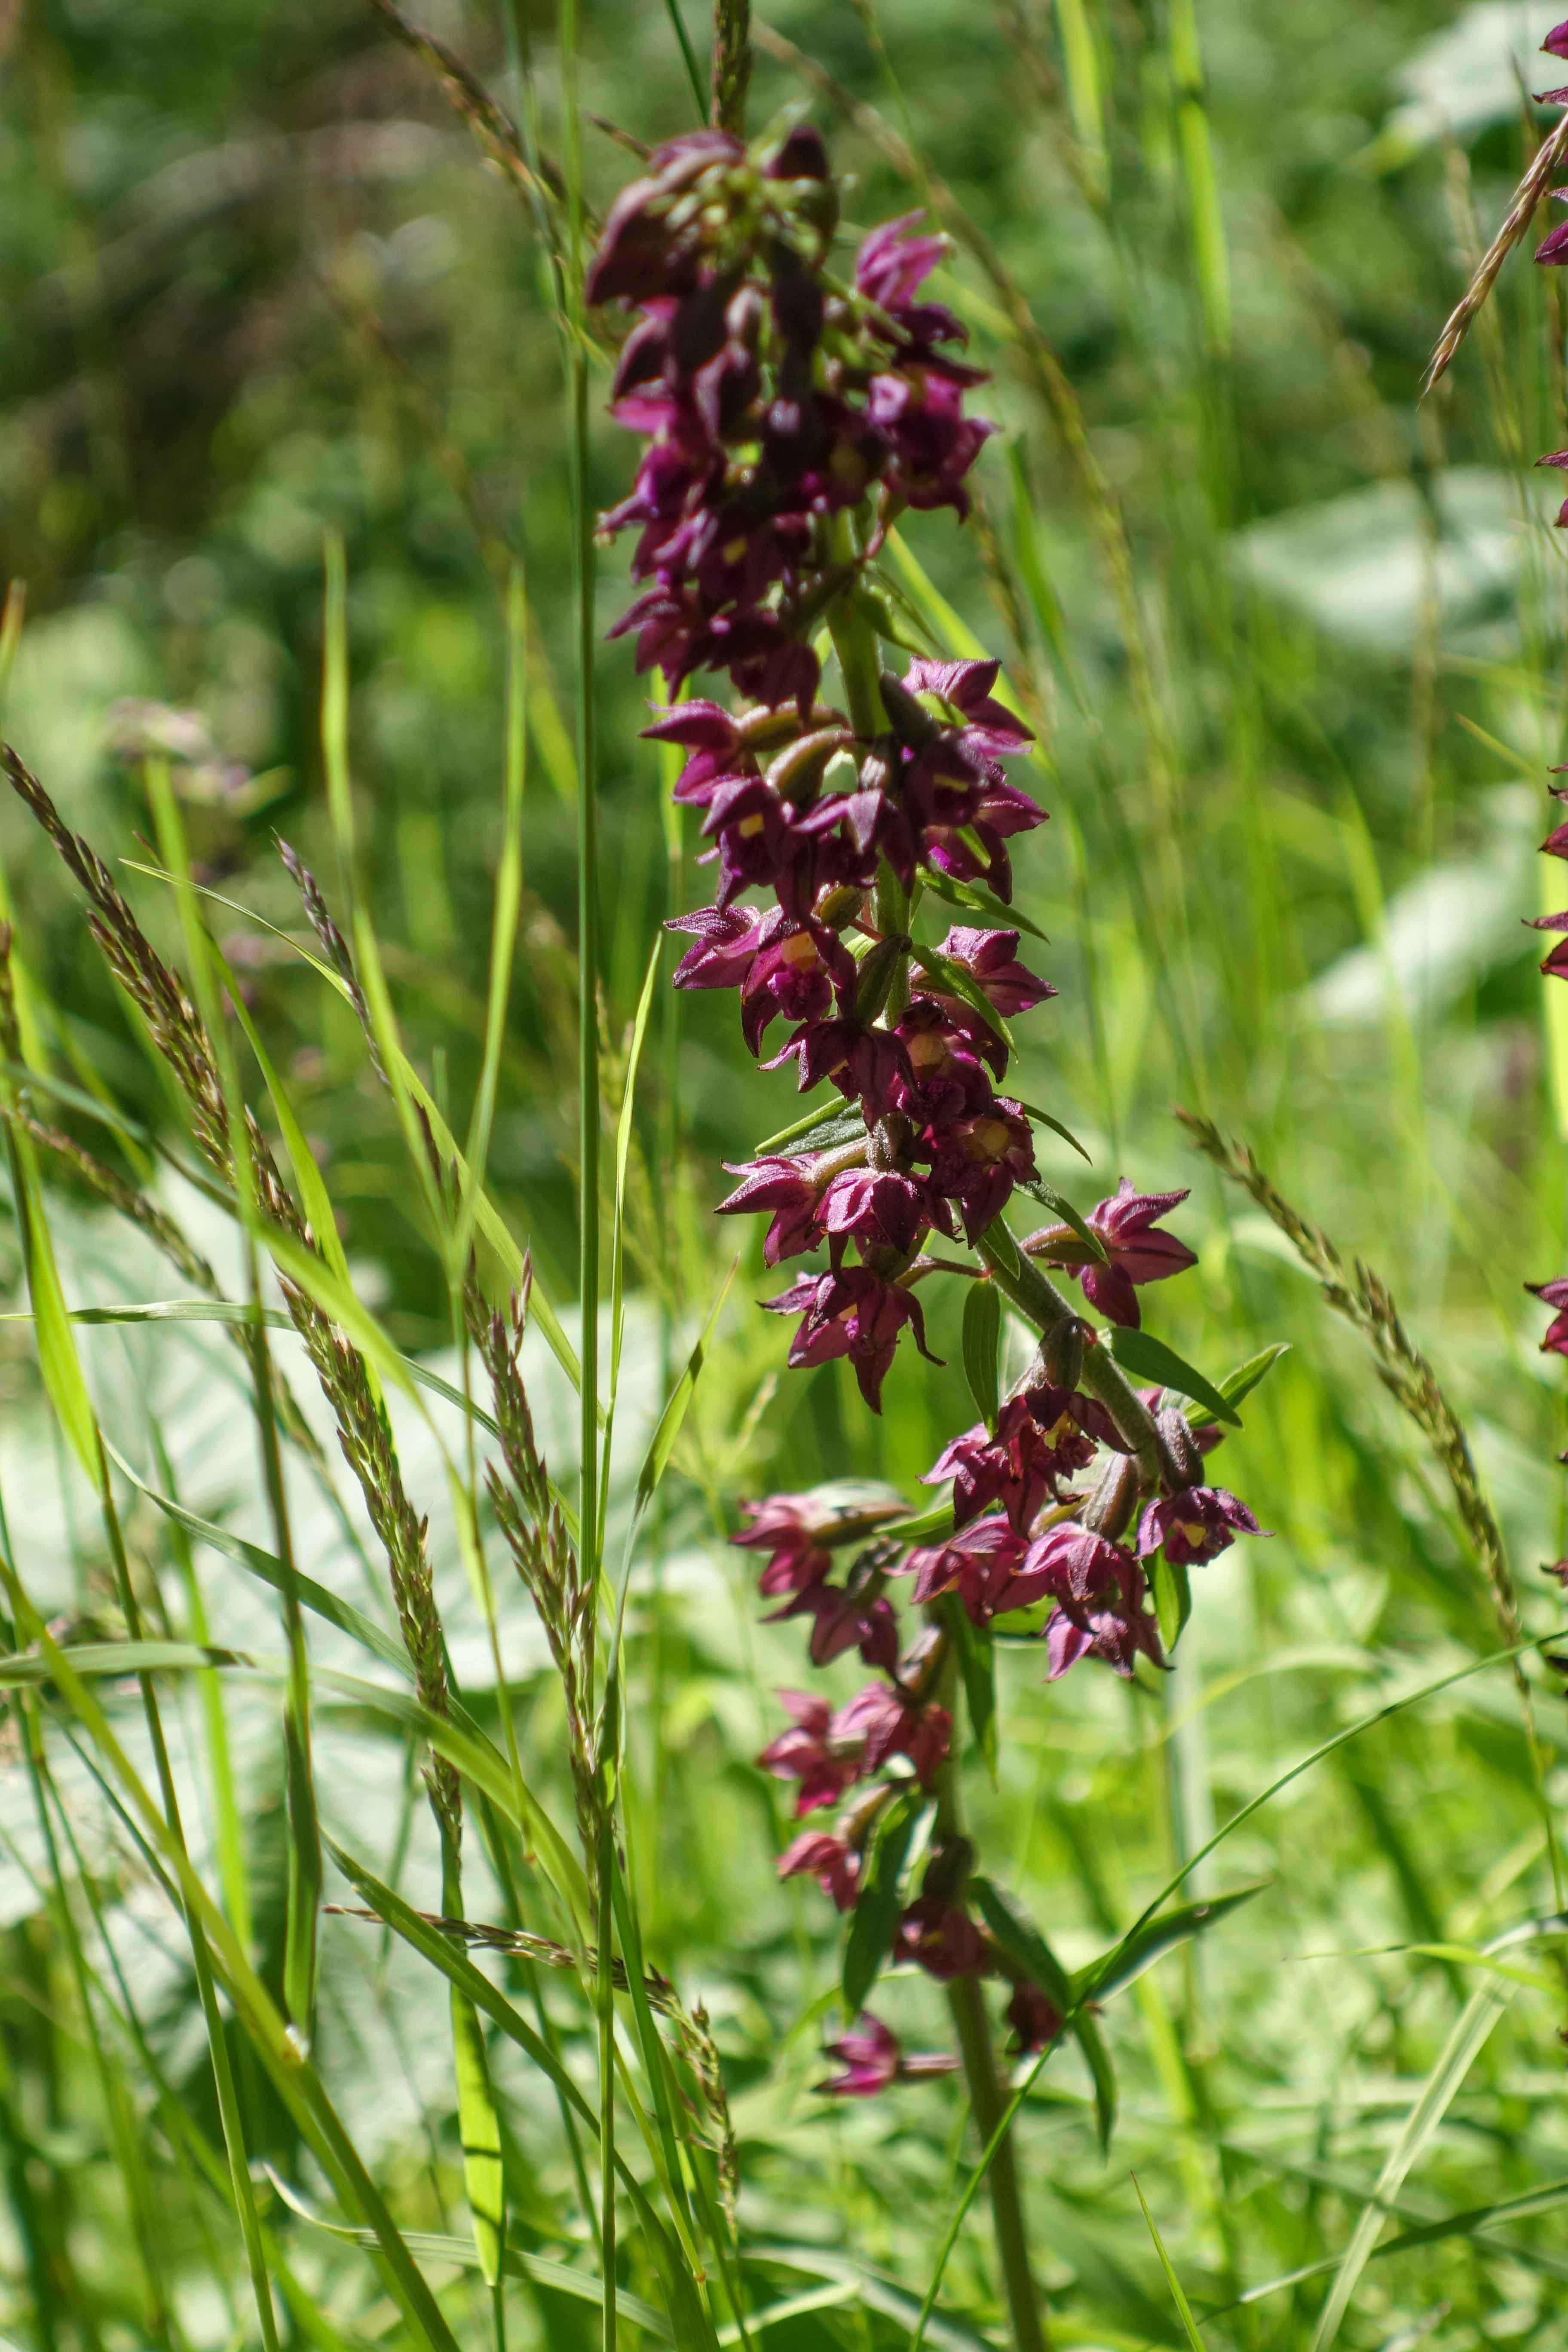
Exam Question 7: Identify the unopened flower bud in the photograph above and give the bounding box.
[1081,1453,1139,1541]
[1043,1314,1085,1394]
[836,1780,895,1851]
[920,1834,974,1907]
[1155,1407,1203,1491]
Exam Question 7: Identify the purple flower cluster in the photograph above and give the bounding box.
[591,128,989,712]
[591,127,1265,2098]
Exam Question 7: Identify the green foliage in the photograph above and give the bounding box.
[5,1,1568,2349]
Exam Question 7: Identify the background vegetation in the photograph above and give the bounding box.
[6,0,1568,2345]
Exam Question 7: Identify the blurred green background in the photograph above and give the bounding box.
[9,0,1568,2345]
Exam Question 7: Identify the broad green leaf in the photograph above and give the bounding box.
[1148,1550,1192,1653]
[1071,2004,1118,2157]
[969,1877,1071,2009]
[960,1279,1001,1433]
[1107,1324,1241,1427]
[842,1792,917,2018]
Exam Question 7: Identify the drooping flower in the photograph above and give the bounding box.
[717,1155,824,1265]
[1528,1276,1568,1355]
[758,1692,859,1815]
[766,1576,900,1672]
[923,1383,1096,1531]
[830,1682,951,1782]
[816,2011,959,2097]
[1137,1486,1267,1568]
[1075,1179,1198,1329]
[895,1896,989,1979]
[778,1830,861,1911]
[1003,1979,1063,2054]
[1023,1523,1165,1680]
[763,1266,935,1411]
[935,924,1055,1017]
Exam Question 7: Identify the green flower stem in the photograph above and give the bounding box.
[945,1971,1050,2352]
[975,1233,1161,1484]
[924,1646,1050,2352]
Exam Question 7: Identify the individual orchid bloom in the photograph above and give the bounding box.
[830,1682,951,1781]
[734,1484,912,1602]
[855,214,950,315]
[757,1692,861,1815]
[903,659,1035,763]
[935,924,1055,1017]
[716,1154,824,1265]
[897,1514,1029,1618]
[584,129,747,306]
[891,999,1001,1122]
[765,1017,911,1118]
[895,1896,989,1980]
[642,704,760,817]
[1528,1276,1568,1355]
[763,1266,935,1411]
[1004,1979,1063,2054]
[778,1829,860,1911]
[1021,1522,1165,1680]
[1075,1178,1199,1329]
[738,916,855,1054]
[1528,906,1568,980]
[767,1577,901,1673]
[1548,18,1568,59]
[1136,1486,1266,1568]
[923,1384,1096,1532]
[666,902,767,990]
[818,1165,939,1257]
[816,2011,959,2098]
[924,1098,1037,1241]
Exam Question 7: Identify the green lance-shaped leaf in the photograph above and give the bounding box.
[1011,1099,1092,1162]
[1212,1340,1291,1412]
[1107,1324,1241,1427]
[970,1874,1117,2150]
[904,940,1012,1048]
[1072,1881,1267,2006]
[918,864,1050,941]
[842,1791,919,2018]
[942,1596,997,1784]
[1132,2176,1206,2352]
[632,1261,735,1521]
[755,1097,866,1156]
[1147,1550,1193,1653]
[960,1279,1001,1434]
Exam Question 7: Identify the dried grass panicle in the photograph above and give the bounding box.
[710,0,751,134]
[276,838,388,1087]
[674,1995,739,2226]
[466,1267,600,1861]
[1178,1109,1521,1647]
[1423,110,1568,397]
[3,741,459,1831]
